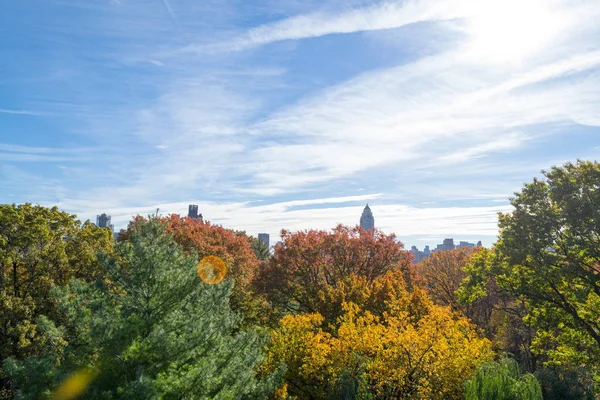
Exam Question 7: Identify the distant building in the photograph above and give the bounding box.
[411,246,426,263]
[96,213,113,231]
[423,245,431,257]
[258,233,270,248]
[187,204,203,220]
[437,238,456,251]
[411,244,432,264]
[410,239,483,264]
[360,204,375,231]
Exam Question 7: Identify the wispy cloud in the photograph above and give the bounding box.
[3,0,600,244]
[0,143,95,154]
[49,0,600,204]
[0,108,43,115]
[188,0,473,53]
[437,132,527,164]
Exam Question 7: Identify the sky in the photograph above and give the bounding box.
[1,0,599,249]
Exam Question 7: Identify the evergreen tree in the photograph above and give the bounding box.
[250,237,270,261]
[5,218,281,399]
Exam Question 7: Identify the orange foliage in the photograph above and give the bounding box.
[166,214,259,291]
[414,247,481,310]
[255,225,413,320]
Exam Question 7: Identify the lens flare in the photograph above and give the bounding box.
[52,368,97,400]
[197,256,227,284]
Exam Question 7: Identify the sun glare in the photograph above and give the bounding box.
[464,0,566,64]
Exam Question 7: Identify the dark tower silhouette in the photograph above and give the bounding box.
[258,233,270,248]
[188,204,203,221]
[96,213,113,231]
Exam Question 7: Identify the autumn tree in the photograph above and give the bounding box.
[261,274,493,399]
[4,218,281,399]
[415,247,481,309]
[0,204,113,398]
[414,246,526,360]
[255,225,413,322]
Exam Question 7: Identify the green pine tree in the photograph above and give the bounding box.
[250,237,270,261]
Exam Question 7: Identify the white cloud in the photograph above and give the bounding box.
[437,132,527,164]
[192,0,473,53]
[239,45,600,190]
[49,0,600,208]
[7,0,600,245]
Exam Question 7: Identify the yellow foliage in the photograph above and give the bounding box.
[265,299,493,399]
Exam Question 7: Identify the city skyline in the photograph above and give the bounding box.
[92,203,492,249]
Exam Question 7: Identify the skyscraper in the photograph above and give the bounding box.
[360,204,374,231]
[258,233,270,248]
[187,204,203,220]
[436,238,456,251]
[96,213,113,231]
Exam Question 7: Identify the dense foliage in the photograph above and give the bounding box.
[460,160,600,396]
[4,160,600,398]
[121,214,269,326]
[262,277,493,399]
[4,218,280,399]
[255,225,413,323]
[0,204,113,398]
[464,358,542,400]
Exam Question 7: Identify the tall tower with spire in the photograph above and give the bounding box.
[360,204,374,231]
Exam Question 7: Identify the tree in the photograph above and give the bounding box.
[495,160,600,379]
[458,249,538,371]
[0,204,113,398]
[255,225,413,321]
[262,291,493,399]
[4,218,281,399]
[535,366,595,400]
[121,214,267,326]
[250,237,270,261]
[415,247,481,310]
[460,160,600,384]
[464,358,542,400]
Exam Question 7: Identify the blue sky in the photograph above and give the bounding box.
[1,0,600,249]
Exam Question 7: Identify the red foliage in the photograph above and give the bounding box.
[165,214,260,291]
[255,224,413,316]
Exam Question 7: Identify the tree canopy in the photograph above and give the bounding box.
[4,218,280,399]
[460,160,600,389]
[255,225,413,321]
[262,276,493,399]
[120,214,267,326]
[0,204,113,398]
